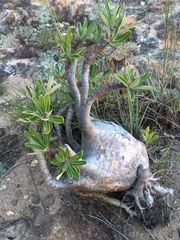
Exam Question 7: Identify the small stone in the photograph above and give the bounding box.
[140,1,146,6]
[32,195,40,205]
[42,194,54,208]
[23,194,29,200]
[0,185,7,190]
[30,159,38,167]
[11,199,18,206]
[6,211,15,217]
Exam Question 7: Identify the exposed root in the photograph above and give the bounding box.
[124,164,173,214]
[74,190,137,217]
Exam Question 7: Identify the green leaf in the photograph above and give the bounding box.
[25,142,45,151]
[27,116,41,122]
[18,118,30,123]
[66,167,74,179]
[99,9,110,27]
[127,90,135,101]
[22,110,39,116]
[70,165,80,179]
[51,158,62,166]
[56,37,66,52]
[43,133,50,146]
[110,4,120,25]
[59,147,67,160]
[49,115,64,124]
[46,75,54,93]
[36,79,45,93]
[140,72,152,83]
[70,151,83,163]
[71,160,87,166]
[113,30,131,44]
[104,0,111,23]
[86,22,95,37]
[44,93,50,112]
[66,26,73,47]
[130,77,141,89]
[114,74,128,86]
[43,121,51,134]
[29,127,47,147]
[39,94,45,113]
[103,69,111,76]
[74,47,86,55]
[48,84,61,94]
[133,85,156,91]
[112,11,126,38]
[32,96,43,114]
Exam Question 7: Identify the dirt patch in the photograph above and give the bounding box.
[0,125,179,239]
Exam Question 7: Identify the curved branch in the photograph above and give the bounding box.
[68,59,81,116]
[80,81,126,137]
[81,40,108,107]
[65,102,81,151]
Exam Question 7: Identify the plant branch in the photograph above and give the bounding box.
[65,102,80,151]
[81,40,108,107]
[68,59,81,115]
[80,81,125,137]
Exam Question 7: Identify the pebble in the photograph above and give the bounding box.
[6,211,15,217]
[11,199,18,206]
[0,185,7,190]
[23,194,29,200]
[30,159,38,167]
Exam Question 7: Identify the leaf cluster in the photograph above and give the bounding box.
[142,126,159,148]
[51,147,87,179]
[115,69,155,101]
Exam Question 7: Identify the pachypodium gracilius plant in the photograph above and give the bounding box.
[17,0,173,216]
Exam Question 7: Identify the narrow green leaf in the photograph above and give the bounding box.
[103,69,111,76]
[18,118,30,123]
[66,26,72,47]
[87,22,95,37]
[70,165,80,179]
[113,30,131,44]
[43,133,50,146]
[70,151,83,163]
[74,47,86,55]
[130,77,141,89]
[32,96,43,114]
[110,4,120,25]
[140,72,152,83]
[65,147,71,159]
[51,158,62,166]
[49,115,64,124]
[46,75,54,93]
[56,37,66,52]
[48,84,61,94]
[29,127,47,147]
[114,74,128,86]
[104,0,111,21]
[99,10,110,27]
[27,116,41,122]
[66,167,74,179]
[133,85,156,91]
[112,12,126,38]
[36,79,45,93]
[25,142,45,151]
[43,121,51,134]
[71,160,87,166]
[44,93,50,112]
[39,94,45,113]
[59,147,67,160]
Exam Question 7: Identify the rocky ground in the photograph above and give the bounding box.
[0,0,179,239]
